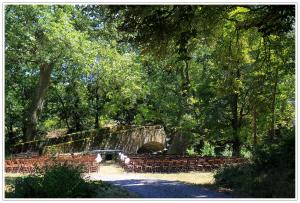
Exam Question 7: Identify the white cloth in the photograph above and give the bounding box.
[121,154,126,161]
[125,158,130,165]
[95,154,102,163]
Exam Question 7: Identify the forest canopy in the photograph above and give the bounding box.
[5,5,295,156]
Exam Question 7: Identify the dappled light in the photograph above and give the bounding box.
[4,4,295,199]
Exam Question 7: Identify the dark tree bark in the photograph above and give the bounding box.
[252,106,257,146]
[269,66,279,142]
[73,97,82,132]
[94,88,100,129]
[231,93,241,156]
[230,31,244,156]
[231,69,241,157]
[53,88,71,132]
[24,63,53,141]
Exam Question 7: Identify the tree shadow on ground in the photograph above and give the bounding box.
[106,179,232,198]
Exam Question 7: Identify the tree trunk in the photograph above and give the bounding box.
[54,88,70,132]
[231,93,241,157]
[94,89,100,129]
[24,63,53,141]
[7,122,14,139]
[232,139,241,157]
[73,98,82,132]
[231,69,241,157]
[270,66,279,142]
[252,106,257,146]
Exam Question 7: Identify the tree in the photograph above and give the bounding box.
[5,5,295,159]
[5,5,96,140]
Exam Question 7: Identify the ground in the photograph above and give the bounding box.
[85,162,232,198]
[5,162,232,198]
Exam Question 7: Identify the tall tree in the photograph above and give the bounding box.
[5,5,95,140]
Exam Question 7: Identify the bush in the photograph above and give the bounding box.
[186,147,197,155]
[14,176,44,198]
[214,134,295,198]
[14,163,96,198]
[201,141,215,156]
[137,141,164,154]
[220,144,232,157]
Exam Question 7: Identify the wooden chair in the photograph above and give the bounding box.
[187,160,197,171]
[196,159,206,171]
[133,161,144,173]
[89,162,99,173]
[152,162,161,173]
[144,162,154,173]
[5,160,13,173]
[161,161,171,173]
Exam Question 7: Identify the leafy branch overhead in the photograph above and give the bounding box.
[5,5,295,157]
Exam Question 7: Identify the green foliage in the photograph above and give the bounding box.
[220,144,232,157]
[186,147,197,156]
[14,163,96,198]
[214,134,295,198]
[240,146,252,159]
[5,6,295,197]
[8,164,137,198]
[201,141,215,156]
[5,5,295,159]
[14,176,44,198]
[137,141,164,154]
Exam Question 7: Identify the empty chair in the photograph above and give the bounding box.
[133,161,144,173]
[5,160,13,173]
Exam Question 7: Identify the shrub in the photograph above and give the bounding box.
[186,147,197,155]
[137,141,164,154]
[14,163,96,198]
[201,141,215,156]
[220,144,232,157]
[214,134,295,198]
[14,176,44,198]
[240,146,252,159]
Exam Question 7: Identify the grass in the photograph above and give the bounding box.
[98,163,214,184]
[100,162,214,184]
[139,171,214,184]
[99,162,214,184]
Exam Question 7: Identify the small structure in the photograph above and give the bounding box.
[91,149,122,161]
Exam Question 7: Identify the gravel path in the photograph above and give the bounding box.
[88,173,231,198]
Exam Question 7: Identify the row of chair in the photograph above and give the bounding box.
[120,155,247,173]
[5,154,99,174]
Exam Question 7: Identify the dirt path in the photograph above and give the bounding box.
[105,179,230,198]
[86,163,231,198]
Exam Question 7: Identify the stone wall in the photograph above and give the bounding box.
[11,125,167,155]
